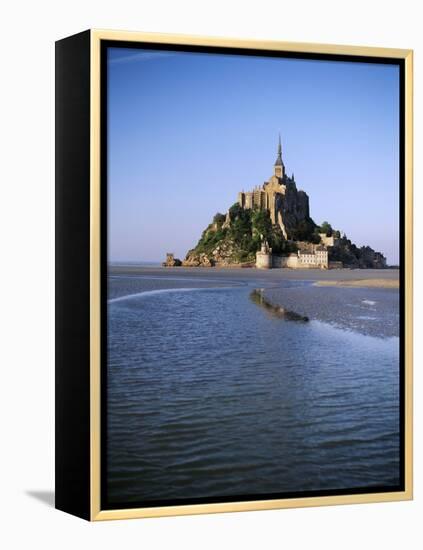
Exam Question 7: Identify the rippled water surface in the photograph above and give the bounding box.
[107,276,400,505]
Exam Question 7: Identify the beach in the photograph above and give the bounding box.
[108,266,399,338]
[110,265,399,279]
[109,265,399,288]
[314,278,399,289]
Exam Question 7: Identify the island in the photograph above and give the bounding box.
[163,137,387,270]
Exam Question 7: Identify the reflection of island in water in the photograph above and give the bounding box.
[164,138,388,271]
[106,266,400,507]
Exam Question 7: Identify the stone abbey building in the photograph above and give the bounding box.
[238,136,310,240]
[239,137,331,269]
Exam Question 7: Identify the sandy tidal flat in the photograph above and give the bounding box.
[314,278,399,289]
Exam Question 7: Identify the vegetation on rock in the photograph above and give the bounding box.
[183,208,386,268]
[185,205,299,265]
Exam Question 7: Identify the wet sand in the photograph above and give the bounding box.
[314,278,399,289]
[108,265,399,338]
[261,284,399,338]
[109,265,399,284]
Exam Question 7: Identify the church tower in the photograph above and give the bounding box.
[274,134,285,179]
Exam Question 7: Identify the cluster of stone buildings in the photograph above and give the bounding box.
[255,237,338,270]
[238,180,307,241]
[239,136,341,269]
[238,136,310,240]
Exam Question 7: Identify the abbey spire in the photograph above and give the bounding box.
[274,134,285,178]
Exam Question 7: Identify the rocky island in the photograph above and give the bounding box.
[164,137,387,270]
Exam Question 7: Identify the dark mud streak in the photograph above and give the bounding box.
[250,289,309,322]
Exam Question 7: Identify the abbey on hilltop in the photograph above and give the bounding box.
[238,135,311,241]
[164,136,387,270]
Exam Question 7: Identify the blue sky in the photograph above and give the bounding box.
[107,47,400,264]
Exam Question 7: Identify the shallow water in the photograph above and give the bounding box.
[106,276,400,505]
[263,284,399,338]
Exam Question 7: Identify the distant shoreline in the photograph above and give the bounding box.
[108,265,400,285]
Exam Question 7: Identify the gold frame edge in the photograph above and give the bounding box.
[90,30,101,521]
[89,30,413,521]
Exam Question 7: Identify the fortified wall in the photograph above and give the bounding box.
[256,240,330,270]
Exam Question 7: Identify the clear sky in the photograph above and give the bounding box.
[107,47,400,264]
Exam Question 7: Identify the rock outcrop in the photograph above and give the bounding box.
[182,253,215,267]
[162,253,182,267]
[182,205,298,267]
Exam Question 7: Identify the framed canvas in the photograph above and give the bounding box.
[55,29,413,521]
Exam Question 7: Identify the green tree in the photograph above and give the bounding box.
[213,212,226,226]
[290,218,316,241]
[251,209,272,240]
[319,221,333,236]
[228,203,243,221]
[310,228,322,244]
